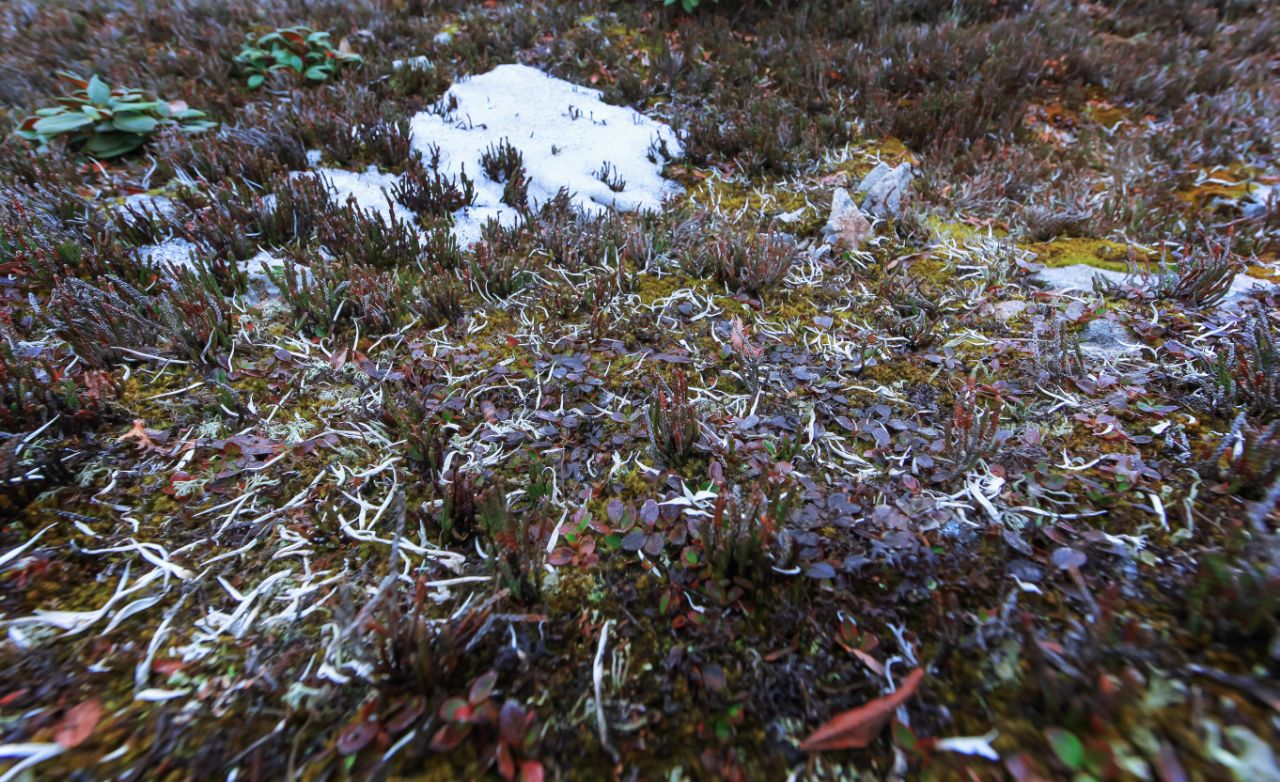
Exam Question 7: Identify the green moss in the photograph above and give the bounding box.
[853,135,916,166]
[685,175,823,235]
[861,356,936,390]
[1245,264,1280,284]
[1024,237,1142,273]
[908,254,957,290]
[1175,166,1256,206]
[927,216,1007,242]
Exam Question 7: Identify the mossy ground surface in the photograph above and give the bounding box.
[1,2,1278,781]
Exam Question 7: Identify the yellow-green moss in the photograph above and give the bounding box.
[685,175,824,235]
[1024,237,1142,273]
[908,254,957,290]
[631,269,700,304]
[927,216,1008,242]
[853,136,916,165]
[1175,166,1257,206]
[1246,264,1280,284]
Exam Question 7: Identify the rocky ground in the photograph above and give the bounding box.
[1,1,1278,780]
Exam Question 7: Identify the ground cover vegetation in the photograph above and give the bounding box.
[0,0,1278,779]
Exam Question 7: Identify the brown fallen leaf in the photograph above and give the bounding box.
[55,698,103,749]
[799,668,925,752]
[117,419,165,452]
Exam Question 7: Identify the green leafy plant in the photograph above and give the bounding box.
[663,0,716,12]
[234,26,361,89]
[14,73,214,158]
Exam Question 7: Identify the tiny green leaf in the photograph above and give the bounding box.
[1046,727,1085,771]
[112,114,159,134]
[33,113,95,135]
[86,75,110,104]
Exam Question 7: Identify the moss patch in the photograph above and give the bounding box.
[1024,237,1143,272]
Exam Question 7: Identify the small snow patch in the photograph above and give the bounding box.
[139,237,200,270]
[393,55,433,71]
[119,192,179,222]
[301,166,408,224]
[410,63,682,242]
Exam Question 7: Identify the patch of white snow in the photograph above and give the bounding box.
[393,55,433,70]
[119,192,179,222]
[409,63,682,243]
[302,166,409,224]
[138,237,200,270]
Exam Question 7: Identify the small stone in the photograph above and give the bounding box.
[858,162,913,219]
[1079,318,1139,358]
[983,300,1028,321]
[1033,264,1127,293]
[775,206,806,224]
[856,162,892,194]
[821,188,871,250]
[1034,263,1276,310]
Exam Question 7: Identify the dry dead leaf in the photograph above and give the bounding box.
[799,668,925,752]
[55,699,103,748]
[117,419,164,452]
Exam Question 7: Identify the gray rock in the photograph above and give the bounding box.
[984,300,1028,321]
[1033,264,1127,293]
[1079,318,1140,358]
[856,162,892,195]
[821,188,871,250]
[857,162,913,219]
[1034,263,1276,310]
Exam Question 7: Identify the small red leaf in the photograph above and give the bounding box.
[0,690,27,707]
[497,740,516,780]
[336,720,377,756]
[384,695,426,733]
[439,696,470,722]
[519,760,546,782]
[799,668,925,752]
[429,721,472,752]
[469,671,498,704]
[55,699,102,748]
